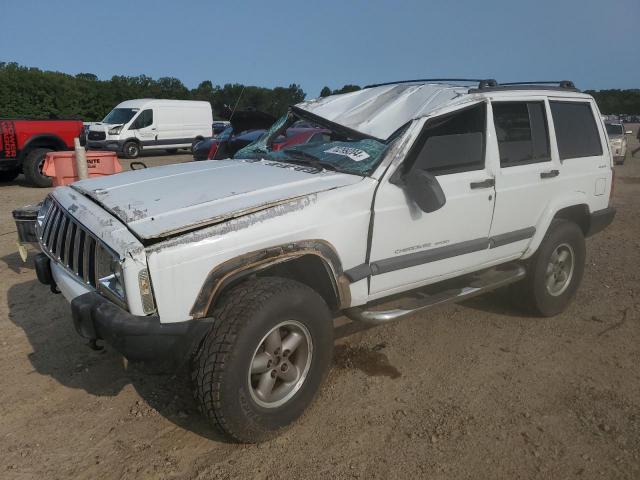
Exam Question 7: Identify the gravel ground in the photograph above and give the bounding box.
[1,131,639,479]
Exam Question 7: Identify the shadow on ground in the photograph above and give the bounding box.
[6,264,226,442]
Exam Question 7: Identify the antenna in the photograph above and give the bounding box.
[229,86,246,121]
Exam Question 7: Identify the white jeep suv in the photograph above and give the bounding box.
[31,79,615,442]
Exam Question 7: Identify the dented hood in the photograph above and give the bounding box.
[296,83,468,140]
[70,160,361,240]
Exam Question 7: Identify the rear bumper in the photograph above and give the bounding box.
[0,158,20,171]
[34,253,211,365]
[587,207,616,237]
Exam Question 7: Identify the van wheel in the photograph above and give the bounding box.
[122,141,140,159]
[0,169,19,182]
[23,148,53,187]
[192,277,333,443]
[511,220,585,317]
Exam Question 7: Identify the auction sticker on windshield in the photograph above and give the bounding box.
[324,146,370,162]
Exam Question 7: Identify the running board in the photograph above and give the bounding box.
[344,264,526,325]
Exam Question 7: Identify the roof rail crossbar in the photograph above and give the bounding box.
[364,78,497,89]
[499,80,576,89]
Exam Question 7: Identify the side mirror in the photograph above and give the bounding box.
[405,168,446,213]
[626,130,633,135]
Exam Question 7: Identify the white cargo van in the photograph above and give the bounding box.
[86,99,213,158]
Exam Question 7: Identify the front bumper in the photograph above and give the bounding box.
[86,140,122,153]
[35,253,211,364]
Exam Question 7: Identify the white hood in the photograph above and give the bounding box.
[296,83,469,140]
[70,160,361,240]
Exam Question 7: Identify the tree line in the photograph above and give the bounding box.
[0,62,308,121]
[1,63,638,121]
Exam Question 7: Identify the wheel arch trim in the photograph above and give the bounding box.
[524,194,591,259]
[189,239,350,319]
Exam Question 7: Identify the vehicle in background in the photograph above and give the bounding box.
[0,118,84,186]
[212,120,231,135]
[234,126,331,158]
[605,122,632,164]
[194,127,330,161]
[86,99,213,159]
[192,110,275,160]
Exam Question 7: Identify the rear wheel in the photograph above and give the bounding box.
[23,148,53,187]
[122,141,140,159]
[0,169,19,183]
[511,220,585,316]
[192,277,333,443]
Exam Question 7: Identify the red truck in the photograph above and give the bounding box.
[0,119,84,187]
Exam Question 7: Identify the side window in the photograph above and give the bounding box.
[409,103,486,175]
[130,109,153,129]
[549,101,603,159]
[492,102,550,167]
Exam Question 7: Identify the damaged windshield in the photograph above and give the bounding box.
[233,109,394,176]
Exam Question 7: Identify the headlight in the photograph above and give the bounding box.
[108,125,123,135]
[95,243,125,302]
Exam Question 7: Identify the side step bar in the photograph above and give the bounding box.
[344,263,526,325]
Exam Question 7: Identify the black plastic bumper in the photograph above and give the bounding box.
[35,253,211,364]
[86,140,122,153]
[70,292,212,363]
[587,207,616,237]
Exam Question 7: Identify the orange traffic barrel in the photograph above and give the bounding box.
[43,151,122,186]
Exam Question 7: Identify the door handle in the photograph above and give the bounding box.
[540,169,559,179]
[470,178,495,189]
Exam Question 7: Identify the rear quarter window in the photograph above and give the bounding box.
[549,101,603,159]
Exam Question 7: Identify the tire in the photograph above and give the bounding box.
[165,148,178,155]
[23,148,53,187]
[192,277,333,443]
[191,138,203,153]
[0,169,19,182]
[511,219,585,317]
[122,141,140,159]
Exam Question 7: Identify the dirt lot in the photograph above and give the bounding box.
[1,133,640,480]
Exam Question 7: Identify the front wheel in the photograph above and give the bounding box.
[511,219,585,317]
[191,277,333,443]
[122,141,140,159]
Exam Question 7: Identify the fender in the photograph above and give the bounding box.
[20,133,68,158]
[189,239,350,318]
[523,192,590,259]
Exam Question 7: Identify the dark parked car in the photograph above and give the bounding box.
[193,110,276,160]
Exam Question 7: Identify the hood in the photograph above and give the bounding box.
[220,108,276,133]
[296,83,468,140]
[70,160,361,240]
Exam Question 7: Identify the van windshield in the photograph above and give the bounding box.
[605,123,623,136]
[103,108,139,125]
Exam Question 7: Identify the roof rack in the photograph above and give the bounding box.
[364,78,498,89]
[470,80,579,93]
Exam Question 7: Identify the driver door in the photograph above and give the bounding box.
[130,109,155,146]
[368,102,497,298]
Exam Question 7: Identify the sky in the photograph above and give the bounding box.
[1,0,638,99]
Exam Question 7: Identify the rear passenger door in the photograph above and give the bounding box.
[487,98,559,260]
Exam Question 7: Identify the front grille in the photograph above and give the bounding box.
[38,200,98,288]
[88,131,106,141]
